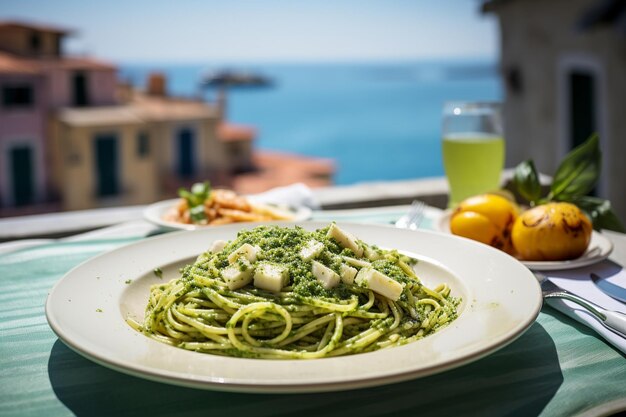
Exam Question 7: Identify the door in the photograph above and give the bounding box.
[72,71,89,107]
[177,128,195,177]
[10,145,34,206]
[94,135,119,197]
[569,70,596,149]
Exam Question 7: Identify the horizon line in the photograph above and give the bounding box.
[110,55,498,66]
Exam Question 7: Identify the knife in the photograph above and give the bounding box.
[535,273,626,338]
[591,273,626,304]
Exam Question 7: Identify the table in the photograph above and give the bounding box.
[1,206,625,417]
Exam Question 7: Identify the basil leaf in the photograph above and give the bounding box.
[178,188,195,204]
[179,182,212,209]
[571,196,626,233]
[191,182,208,197]
[513,159,542,204]
[551,133,601,200]
[189,204,207,224]
[191,181,211,202]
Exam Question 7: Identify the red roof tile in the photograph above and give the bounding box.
[0,52,40,74]
[217,123,256,142]
[233,151,335,194]
[0,51,114,75]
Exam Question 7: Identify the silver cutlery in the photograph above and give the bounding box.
[591,273,626,304]
[535,272,626,338]
[395,200,426,230]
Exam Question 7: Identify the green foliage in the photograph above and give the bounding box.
[513,160,541,204]
[512,134,624,232]
[550,133,601,201]
[570,196,625,233]
[178,181,211,224]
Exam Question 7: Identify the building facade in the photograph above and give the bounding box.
[484,0,626,222]
[0,21,254,214]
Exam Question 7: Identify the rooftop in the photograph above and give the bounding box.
[57,92,220,127]
[0,51,115,75]
[132,94,218,121]
[217,123,256,142]
[233,151,335,194]
[57,106,144,127]
[0,51,40,74]
[0,20,73,35]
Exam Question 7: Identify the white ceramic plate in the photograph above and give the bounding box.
[46,222,541,393]
[435,210,614,271]
[143,198,312,231]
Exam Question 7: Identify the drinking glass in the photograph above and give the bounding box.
[441,102,504,207]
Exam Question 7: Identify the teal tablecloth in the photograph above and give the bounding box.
[1,209,626,417]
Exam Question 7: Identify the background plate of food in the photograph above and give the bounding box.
[144,182,313,230]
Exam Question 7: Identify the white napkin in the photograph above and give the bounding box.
[248,183,320,210]
[545,260,626,354]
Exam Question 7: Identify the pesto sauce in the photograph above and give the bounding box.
[225,226,325,298]
[190,225,414,303]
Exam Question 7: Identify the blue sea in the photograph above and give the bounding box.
[120,60,502,185]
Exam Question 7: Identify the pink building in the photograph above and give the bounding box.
[0,21,116,209]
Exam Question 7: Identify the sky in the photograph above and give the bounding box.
[2,0,498,63]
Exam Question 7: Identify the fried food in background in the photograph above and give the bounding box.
[164,185,294,226]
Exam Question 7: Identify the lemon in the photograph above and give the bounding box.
[450,193,518,253]
[455,194,519,231]
[511,202,592,261]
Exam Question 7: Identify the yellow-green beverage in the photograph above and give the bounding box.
[442,133,504,207]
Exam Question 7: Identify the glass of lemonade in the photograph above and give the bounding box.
[442,102,504,207]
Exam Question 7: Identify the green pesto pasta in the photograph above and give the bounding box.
[128,224,460,359]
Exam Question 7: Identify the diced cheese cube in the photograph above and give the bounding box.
[311,260,340,289]
[355,268,404,301]
[254,263,290,292]
[343,256,371,268]
[327,224,363,257]
[210,240,227,253]
[227,243,260,264]
[299,239,325,261]
[221,260,254,290]
[364,245,383,261]
[340,264,358,285]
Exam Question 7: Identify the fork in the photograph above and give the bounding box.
[535,272,626,337]
[395,200,426,230]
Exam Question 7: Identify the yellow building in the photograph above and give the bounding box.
[50,82,248,210]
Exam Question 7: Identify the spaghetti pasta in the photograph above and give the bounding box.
[129,224,460,359]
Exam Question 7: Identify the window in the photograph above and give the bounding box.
[10,145,35,206]
[53,34,61,56]
[72,72,89,107]
[94,134,119,197]
[30,32,41,53]
[137,132,150,157]
[569,70,596,149]
[177,128,195,177]
[2,85,34,108]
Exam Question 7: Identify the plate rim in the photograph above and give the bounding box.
[434,209,614,271]
[45,221,542,393]
[143,198,313,231]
